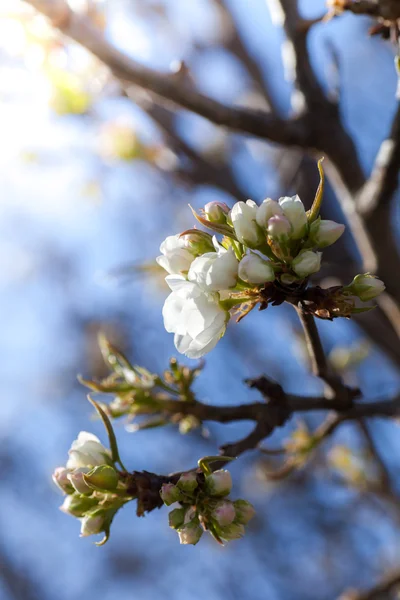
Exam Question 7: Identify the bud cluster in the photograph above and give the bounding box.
[53,432,133,543]
[157,164,385,357]
[81,339,203,433]
[160,469,255,545]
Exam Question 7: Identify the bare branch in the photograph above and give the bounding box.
[24,0,306,146]
[340,570,400,600]
[357,102,400,216]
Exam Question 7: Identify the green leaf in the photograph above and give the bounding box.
[198,455,235,475]
[87,395,128,471]
[307,158,325,223]
[189,205,238,240]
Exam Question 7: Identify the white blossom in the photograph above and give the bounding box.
[67,432,112,470]
[188,240,238,291]
[162,275,228,358]
[156,234,196,275]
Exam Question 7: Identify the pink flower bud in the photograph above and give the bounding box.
[212,501,236,526]
[52,467,74,494]
[267,215,291,239]
[256,198,283,228]
[67,469,92,495]
[205,469,232,497]
[160,483,182,506]
[178,520,203,545]
[233,500,256,524]
[204,201,230,224]
[177,472,198,493]
[218,523,245,542]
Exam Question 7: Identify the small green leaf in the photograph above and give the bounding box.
[307,158,325,223]
[87,395,127,471]
[198,455,235,475]
[189,205,238,240]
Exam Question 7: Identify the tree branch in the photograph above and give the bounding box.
[340,570,400,600]
[24,0,306,146]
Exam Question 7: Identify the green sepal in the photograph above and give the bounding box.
[189,205,238,240]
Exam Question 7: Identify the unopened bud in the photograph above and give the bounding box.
[230,200,264,248]
[60,493,97,518]
[346,274,385,302]
[177,472,198,493]
[181,230,214,255]
[292,250,321,278]
[256,198,283,229]
[218,522,245,542]
[168,507,186,529]
[83,465,119,491]
[52,467,74,494]
[178,519,203,545]
[204,201,230,224]
[80,511,105,537]
[205,469,232,497]
[233,500,256,524]
[309,219,345,248]
[267,215,291,240]
[238,253,275,284]
[212,501,236,527]
[279,195,308,240]
[160,483,182,506]
[67,469,92,495]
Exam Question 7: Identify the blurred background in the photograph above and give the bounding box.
[1,1,400,598]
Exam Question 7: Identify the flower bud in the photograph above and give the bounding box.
[218,523,245,542]
[346,274,385,302]
[177,472,198,493]
[160,483,182,506]
[80,511,105,537]
[267,215,291,240]
[279,195,308,240]
[181,230,214,255]
[204,201,230,224]
[256,198,283,229]
[230,200,264,247]
[52,467,74,494]
[67,468,93,495]
[205,469,232,497]
[60,493,97,518]
[83,465,119,491]
[233,500,256,524]
[67,432,112,470]
[178,520,203,545]
[212,501,236,527]
[292,250,321,278]
[238,253,275,284]
[309,219,345,248]
[168,507,186,529]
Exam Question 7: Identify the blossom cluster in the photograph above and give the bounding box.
[160,469,255,545]
[157,191,385,357]
[53,432,132,542]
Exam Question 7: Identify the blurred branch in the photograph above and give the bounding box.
[215,0,279,112]
[24,0,306,145]
[340,570,400,600]
[357,103,400,216]
[333,1,400,19]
